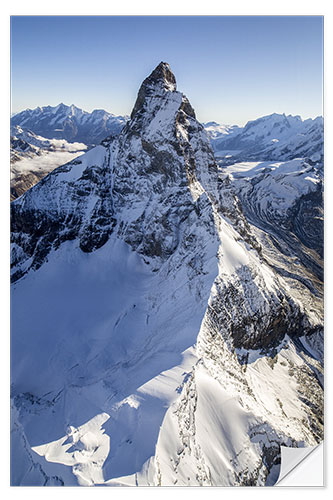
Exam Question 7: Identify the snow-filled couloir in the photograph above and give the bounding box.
[11,62,323,486]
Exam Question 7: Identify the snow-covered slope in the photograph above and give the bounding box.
[11,104,128,146]
[205,113,323,164]
[11,63,323,487]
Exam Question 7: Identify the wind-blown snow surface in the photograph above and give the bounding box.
[11,63,323,487]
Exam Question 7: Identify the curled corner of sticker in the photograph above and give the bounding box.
[275,442,324,487]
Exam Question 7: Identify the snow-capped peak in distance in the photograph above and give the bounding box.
[243,112,312,133]
[205,112,323,164]
[11,103,129,146]
[203,122,241,140]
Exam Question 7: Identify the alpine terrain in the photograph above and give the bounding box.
[10,125,87,201]
[11,103,128,146]
[11,62,323,487]
[205,113,323,165]
[10,107,127,200]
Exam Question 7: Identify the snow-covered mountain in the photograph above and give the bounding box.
[10,125,87,200]
[11,63,323,487]
[205,113,323,164]
[203,121,241,141]
[11,104,128,146]
[11,125,87,154]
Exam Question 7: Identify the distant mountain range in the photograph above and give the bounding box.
[10,105,323,202]
[12,104,323,163]
[204,113,323,165]
[11,103,128,146]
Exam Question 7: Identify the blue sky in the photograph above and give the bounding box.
[11,16,323,125]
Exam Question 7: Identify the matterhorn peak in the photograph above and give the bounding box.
[10,59,323,488]
[148,61,177,88]
[131,62,177,119]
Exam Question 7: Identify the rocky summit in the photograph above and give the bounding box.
[11,62,323,486]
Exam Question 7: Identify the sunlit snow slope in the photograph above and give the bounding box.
[11,62,323,487]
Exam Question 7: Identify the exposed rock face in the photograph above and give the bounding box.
[111,63,220,268]
[11,62,323,487]
[11,147,115,282]
[11,135,39,157]
[131,61,177,119]
[11,171,47,201]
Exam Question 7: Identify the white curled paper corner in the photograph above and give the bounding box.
[276,442,324,486]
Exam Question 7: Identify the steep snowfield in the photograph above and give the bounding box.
[11,234,219,485]
[11,62,323,486]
